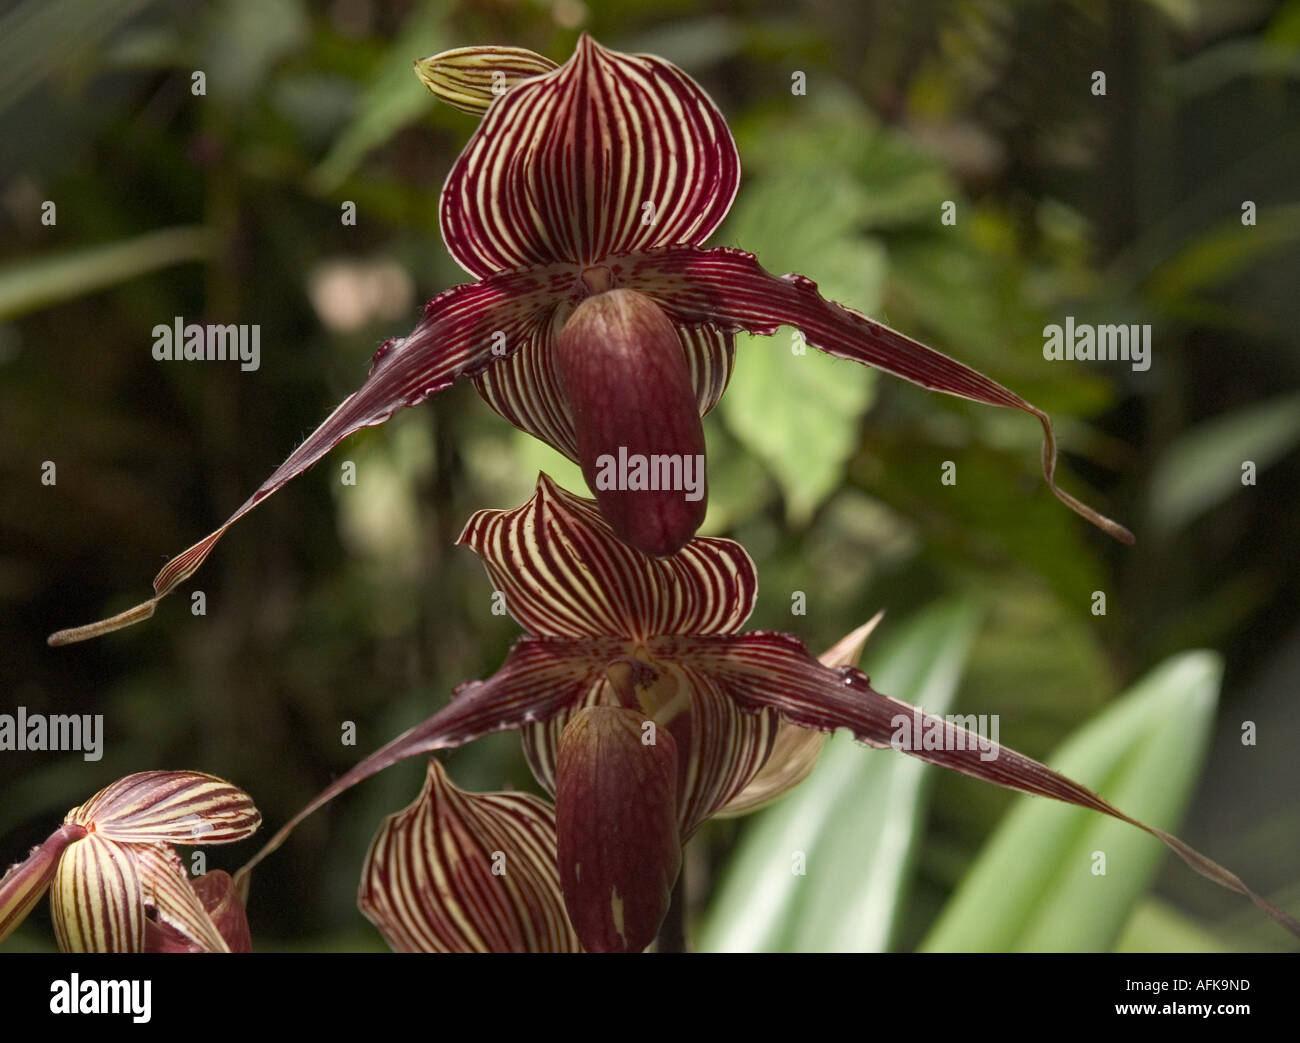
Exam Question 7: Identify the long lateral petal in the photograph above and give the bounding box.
[618,246,1134,543]
[359,760,580,953]
[458,473,756,639]
[0,824,87,945]
[415,45,559,116]
[68,771,261,846]
[51,833,144,953]
[236,635,618,883]
[48,266,572,645]
[671,630,1300,937]
[440,34,740,278]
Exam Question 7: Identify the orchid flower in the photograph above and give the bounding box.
[50,34,1132,647]
[234,475,1295,952]
[356,610,876,953]
[0,771,260,952]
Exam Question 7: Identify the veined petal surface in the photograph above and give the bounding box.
[522,661,776,839]
[440,34,740,278]
[719,613,882,816]
[359,760,579,953]
[137,844,230,953]
[458,473,755,639]
[0,824,87,945]
[67,771,261,845]
[51,833,144,953]
[472,322,734,466]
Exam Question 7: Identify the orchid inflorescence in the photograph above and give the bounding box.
[5,35,1294,953]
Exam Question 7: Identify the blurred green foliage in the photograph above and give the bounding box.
[2,0,1298,951]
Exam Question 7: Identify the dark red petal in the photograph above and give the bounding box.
[719,614,882,817]
[458,473,756,639]
[359,760,579,953]
[236,635,618,884]
[48,265,573,645]
[0,823,87,945]
[472,321,734,466]
[557,289,708,556]
[669,630,1300,938]
[617,246,1134,544]
[440,34,740,278]
[555,707,680,953]
[192,870,251,952]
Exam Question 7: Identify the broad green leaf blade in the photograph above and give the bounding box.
[920,651,1222,952]
[718,164,882,525]
[1113,898,1231,953]
[0,226,215,319]
[698,599,979,952]
[1147,392,1300,533]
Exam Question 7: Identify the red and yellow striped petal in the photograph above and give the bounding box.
[458,473,755,639]
[48,266,575,645]
[440,34,740,278]
[0,823,87,945]
[358,759,579,952]
[192,870,251,952]
[718,613,883,817]
[616,245,1134,544]
[415,45,558,116]
[671,629,1300,938]
[137,844,231,953]
[471,322,734,465]
[522,660,775,839]
[67,771,261,845]
[51,833,144,953]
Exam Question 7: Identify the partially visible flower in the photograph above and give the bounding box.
[237,475,1296,951]
[356,616,875,953]
[0,771,260,952]
[51,34,1131,646]
[359,759,581,953]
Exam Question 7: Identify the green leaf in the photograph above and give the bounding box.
[307,2,451,193]
[1147,392,1300,532]
[0,226,215,320]
[1148,204,1300,301]
[920,650,1222,952]
[1113,898,1231,953]
[719,169,883,524]
[698,599,980,952]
